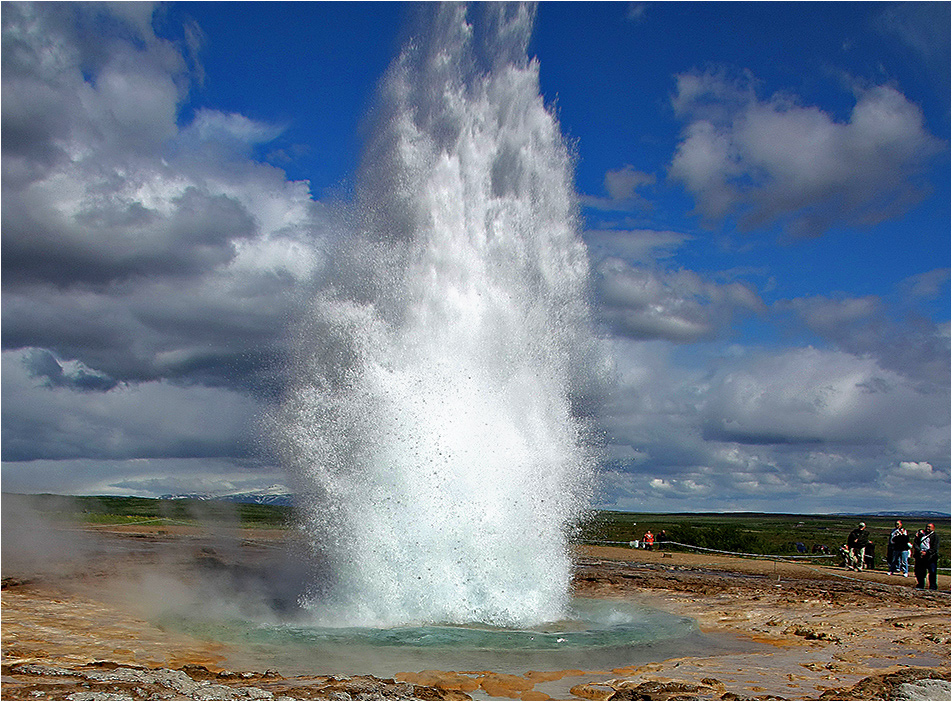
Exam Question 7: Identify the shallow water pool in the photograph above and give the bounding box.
[160,596,749,679]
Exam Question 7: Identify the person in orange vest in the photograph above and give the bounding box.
[643,530,654,551]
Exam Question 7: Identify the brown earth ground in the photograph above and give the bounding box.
[1,525,949,701]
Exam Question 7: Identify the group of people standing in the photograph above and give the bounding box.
[846,520,939,590]
[640,529,668,550]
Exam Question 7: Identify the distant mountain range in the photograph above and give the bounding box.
[160,486,293,507]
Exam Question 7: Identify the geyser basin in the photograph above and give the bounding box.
[162,597,707,678]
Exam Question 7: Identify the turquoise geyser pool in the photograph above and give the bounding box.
[162,597,715,678]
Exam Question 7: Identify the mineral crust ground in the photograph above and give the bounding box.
[2,526,949,700]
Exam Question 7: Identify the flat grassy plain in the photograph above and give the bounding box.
[6,493,949,570]
[578,510,951,570]
[5,493,292,530]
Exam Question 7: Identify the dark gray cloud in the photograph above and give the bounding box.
[594,248,765,343]
[780,292,950,387]
[900,268,951,301]
[1,1,326,399]
[584,229,692,263]
[2,349,260,462]
[1,2,188,186]
[23,348,119,392]
[3,186,257,287]
[699,348,945,446]
[1,268,303,394]
[588,256,951,513]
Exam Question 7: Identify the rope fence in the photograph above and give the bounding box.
[579,538,835,560]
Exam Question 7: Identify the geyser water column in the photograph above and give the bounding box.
[277,3,603,629]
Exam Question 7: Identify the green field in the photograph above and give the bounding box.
[577,510,951,570]
[5,493,292,530]
[6,494,948,570]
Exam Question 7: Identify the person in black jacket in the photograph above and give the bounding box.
[889,520,910,577]
[913,524,939,590]
[847,522,869,571]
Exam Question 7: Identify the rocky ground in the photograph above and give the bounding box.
[569,545,950,700]
[2,527,949,701]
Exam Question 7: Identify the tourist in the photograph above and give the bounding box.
[847,522,869,571]
[888,520,910,577]
[657,529,667,551]
[838,544,851,569]
[911,528,923,574]
[886,527,894,574]
[913,524,939,590]
[643,530,654,551]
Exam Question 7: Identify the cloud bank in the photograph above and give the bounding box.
[2,2,326,493]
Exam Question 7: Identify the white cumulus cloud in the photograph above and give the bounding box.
[897,461,937,479]
[669,69,944,236]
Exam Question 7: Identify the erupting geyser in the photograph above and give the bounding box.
[276,3,604,629]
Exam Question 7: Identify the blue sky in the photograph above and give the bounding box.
[2,2,949,514]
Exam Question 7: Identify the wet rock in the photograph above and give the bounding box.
[1,577,34,589]
[10,663,78,677]
[897,679,952,700]
[5,663,272,700]
[296,674,452,701]
[608,680,700,700]
[570,679,705,701]
[782,624,840,643]
[818,666,950,700]
[2,663,473,701]
[183,664,220,681]
[569,682,616,701]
